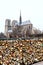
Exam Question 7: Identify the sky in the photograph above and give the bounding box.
[0,0,43,33]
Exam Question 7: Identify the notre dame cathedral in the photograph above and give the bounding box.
[5,12,33,38]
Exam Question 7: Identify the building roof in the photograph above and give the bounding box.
[21,20,32,25]
[18,20,32,26]
[12,20,32,26]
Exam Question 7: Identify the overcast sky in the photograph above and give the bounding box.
[0,0,43,33]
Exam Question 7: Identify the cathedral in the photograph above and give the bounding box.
[5,12,33,38]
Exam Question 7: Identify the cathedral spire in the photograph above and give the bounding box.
[19,11,22,24]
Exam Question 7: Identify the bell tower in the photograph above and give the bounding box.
[5,19,11,36]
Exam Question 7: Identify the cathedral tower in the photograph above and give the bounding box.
[5,19,11,36]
